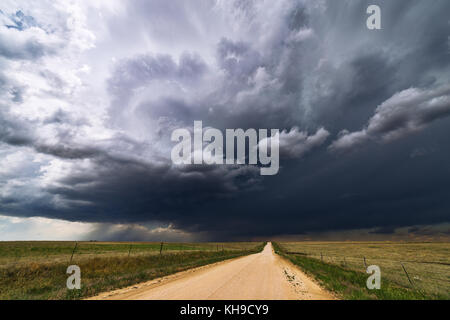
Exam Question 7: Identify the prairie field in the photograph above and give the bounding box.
[276,241,450,299]
[0,241,264,300]
[0,241,259,268]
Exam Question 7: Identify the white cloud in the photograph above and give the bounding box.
[278,127,330,159]
[330,85,450,152]
[0,215,199,242]
[287,28,315,43]
[0,215,95,240]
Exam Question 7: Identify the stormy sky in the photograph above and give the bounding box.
[0,0,449,241]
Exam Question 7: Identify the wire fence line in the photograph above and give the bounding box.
[0,242,259,270]
[284,250,450,295]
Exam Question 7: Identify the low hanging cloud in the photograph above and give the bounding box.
[329,85,450,152]
[82,223,200,242]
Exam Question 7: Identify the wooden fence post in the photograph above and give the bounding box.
[128,244,132,257]
[70,242,78,264]
[401,263,414,287]
[363,256,367,268]
[160,242,164,255]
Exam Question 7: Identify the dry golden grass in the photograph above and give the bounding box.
[0,241,264,299]
[279,241,450,297]
[0,241,258,269]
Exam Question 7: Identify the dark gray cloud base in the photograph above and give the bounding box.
[1,0,450,240]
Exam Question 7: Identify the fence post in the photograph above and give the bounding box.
[401,263,414,287]
[128,244,132,257]
[70,242,78,264]
[363,256,367,268]
[321,252,323,262]
[160,242,164,255]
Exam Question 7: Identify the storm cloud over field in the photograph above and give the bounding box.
[0,0,449,240]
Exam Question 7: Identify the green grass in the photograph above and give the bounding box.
[0,241,265,300]
[273,242,449,300]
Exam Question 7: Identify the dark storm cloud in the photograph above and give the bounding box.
[0,107,34,146]
[0,152,261,226]
[0,106,103,160]
[82,223,199,242]
[1,0,450,240]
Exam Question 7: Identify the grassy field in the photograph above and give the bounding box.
[0,241,264,300]
[274,241,450,300]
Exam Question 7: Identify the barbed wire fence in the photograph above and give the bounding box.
[284,250,449,296]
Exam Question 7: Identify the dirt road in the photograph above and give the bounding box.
[90,242,334,300]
